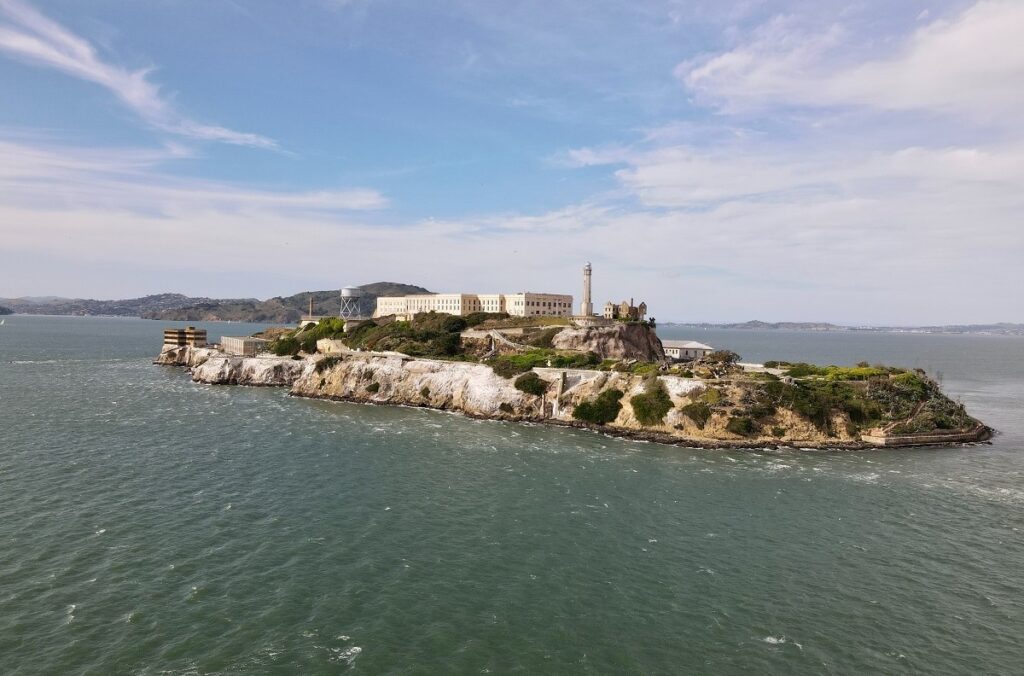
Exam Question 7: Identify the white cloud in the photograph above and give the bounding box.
[2,134,1021,324]
[0,0,277,148]
[0,138,386,213]
[677,1,1024,121]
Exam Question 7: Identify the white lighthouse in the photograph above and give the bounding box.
[581,262,594,317]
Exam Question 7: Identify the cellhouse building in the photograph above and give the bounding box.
[374,292,573,320]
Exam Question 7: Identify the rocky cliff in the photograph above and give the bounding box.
[155,346,309,386]
[551,323,665,361]
[289,354,840,446]
[156,346,989,449]
[154,345,222,368]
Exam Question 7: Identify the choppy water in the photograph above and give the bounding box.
[1,316,1023,674]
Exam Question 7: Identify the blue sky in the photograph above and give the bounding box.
[1,0,1021,323]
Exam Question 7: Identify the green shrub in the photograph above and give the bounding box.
[489,350,599,378]
[630,362,660,376]
[679,401,711,429]
[465,312,510,327]
[420,386,431,398]
[890,371,928,399]
[771,426,786,437]
[314,356,342,373]
[630,377,673,426]
[704,350,741,364]
[498,402,514,413]
[748,401,777,418]
[341,312,467,358]
[514,372,547,396]
[271,336,300,356]
[573,389,624,425]
[763,360,781,368]
[784,363,827,377]
[526,327,562,349]
[726,416,757,437]
[702,388,722,405]
[366,382,380,393]
[489,352,549,378]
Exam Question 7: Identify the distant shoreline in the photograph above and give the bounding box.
[662,322,1024,337]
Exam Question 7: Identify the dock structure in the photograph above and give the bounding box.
[163,326,207,348]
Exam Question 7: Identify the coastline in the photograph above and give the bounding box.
[156,346,992,451]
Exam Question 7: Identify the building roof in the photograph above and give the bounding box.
[661,340,714,350]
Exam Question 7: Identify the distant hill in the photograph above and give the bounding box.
[0,293,245,317]
[0,282,430,323]
[666,320,1024,336]
[723,320,843,331]
[0,305,12,315]
[143,282,431,323]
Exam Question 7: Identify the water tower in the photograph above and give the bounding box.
[339,286,366,319]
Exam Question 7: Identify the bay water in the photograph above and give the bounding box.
[1,316,1022,674]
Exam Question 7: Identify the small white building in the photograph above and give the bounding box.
[221,336,269,357]
[662,340,714,361]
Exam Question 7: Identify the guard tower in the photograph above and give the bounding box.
[339,286,366,319]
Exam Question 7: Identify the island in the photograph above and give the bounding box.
[155,312,990,450]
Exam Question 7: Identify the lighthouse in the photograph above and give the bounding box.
[581,262,594,317]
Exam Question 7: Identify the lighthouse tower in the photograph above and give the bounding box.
[581,262,594,317]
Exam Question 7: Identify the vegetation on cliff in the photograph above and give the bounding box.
[253,317,982,445]
[630,377,674,426]
[270,311,475,358]
[573,389,624,425]
[0,305,12,315]
[271,318,347,356]
[514,372,548,396]
[488,350,601,378]
[698,364,975,439]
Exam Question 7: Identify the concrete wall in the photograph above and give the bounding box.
[221,336,268,357]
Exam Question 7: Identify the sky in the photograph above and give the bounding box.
[0,0,1021,324]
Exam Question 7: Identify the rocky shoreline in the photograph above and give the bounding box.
[155,346,991,451]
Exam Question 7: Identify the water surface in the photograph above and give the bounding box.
[1,317,1022,674]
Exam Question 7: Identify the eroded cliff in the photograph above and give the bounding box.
[156,346,989,449]
[550,323,665,361]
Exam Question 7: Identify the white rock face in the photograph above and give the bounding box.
[551,324,665,361]
[293,355,538,418]
[191,355,311,386]
[154,346,221,368]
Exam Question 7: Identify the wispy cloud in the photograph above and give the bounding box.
[677,1,1024,122]
[0,138,385,212]
[0,0,277,148]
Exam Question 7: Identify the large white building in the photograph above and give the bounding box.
[375,292,573,319]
